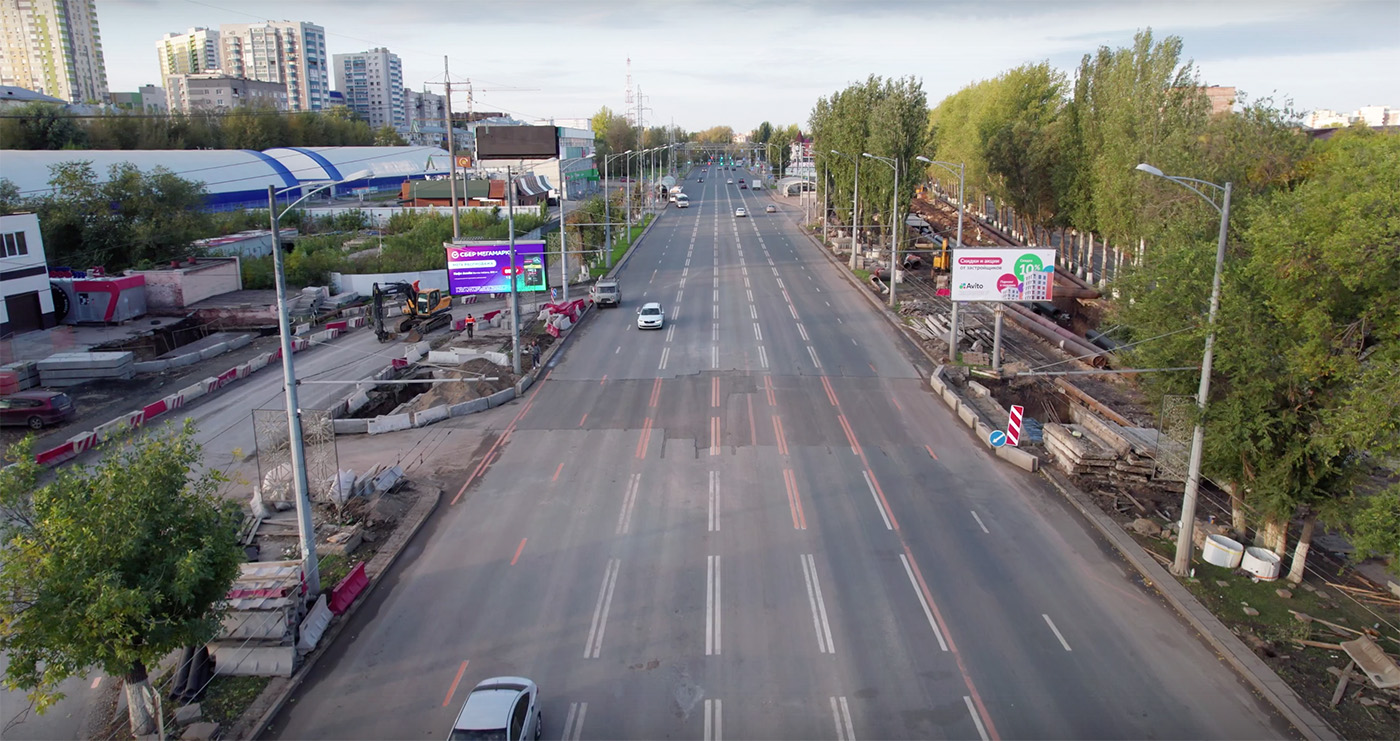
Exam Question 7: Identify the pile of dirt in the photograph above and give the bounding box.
[401,357,516,414]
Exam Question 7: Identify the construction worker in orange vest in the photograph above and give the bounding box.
[465,313,476,338]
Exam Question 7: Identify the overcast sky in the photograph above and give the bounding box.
[102,0,1400,131]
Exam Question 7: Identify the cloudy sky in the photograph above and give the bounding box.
[102,0,1399,130]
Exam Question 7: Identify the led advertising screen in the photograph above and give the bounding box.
[476,125,560,159]
[950,248,1056,302]
[445,240,549,295]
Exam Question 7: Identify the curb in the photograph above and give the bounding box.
[606,208,667,280]
[230,486,443,740]
[1040,469,1337,741]
[799,216,1331,740]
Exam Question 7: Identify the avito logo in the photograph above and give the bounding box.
[958,282,985,290]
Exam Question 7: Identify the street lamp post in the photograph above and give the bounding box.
[863,153,900,307]
[1135,162,1233,577]
[917,156,965,361]
[829,150,860,270]
[602,150,632,269]
[266,171,368,596]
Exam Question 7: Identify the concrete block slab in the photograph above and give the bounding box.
[516,375,532,395]
[428,350,464,365]
[486,389,515,408]
[179,383,208,403]
[996,445,1039,472]
[134,359,171,374]
[929,373,947,395]
[345,391,371,414]
[957,404,978,428]
[295,323,311,335]
[413,405,450,427]
[974,421,995,447]
[333,418,369,435]
[226,334,254,350]
[169,352,202,368]
[940,387,959,409]
[36,351,134,371]
[366,413,412,435]
[198,342,230,361]
[450,398,488,417]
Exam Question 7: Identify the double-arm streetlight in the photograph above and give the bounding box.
[917,156,966,361]
[862,153,900,307]
[1135,162,1233,577]
[265,170,368,596]
[601,150,632,268]
[829,150,860,270]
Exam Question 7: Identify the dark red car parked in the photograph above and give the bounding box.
[0,390,76,430]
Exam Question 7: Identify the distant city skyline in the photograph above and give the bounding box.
[94,0,1400,132]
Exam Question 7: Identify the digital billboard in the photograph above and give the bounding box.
[445,240,549,295]
[950,249,1056,302]
[475,125,560,159]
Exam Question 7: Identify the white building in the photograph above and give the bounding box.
[0,213,56,336]
[404,88,447,146]
[0,0,108,103]
[165,73,288,113]
[1307,105,1399,129]
[1354,105,1396,127]
[333,48,404,129]
[219,21,329,112]
[156,28,221,80]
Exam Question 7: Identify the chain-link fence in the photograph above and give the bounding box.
[1153,394,1194,483]
[252,408,339,503]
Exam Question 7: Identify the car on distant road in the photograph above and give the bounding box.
[765,204,777,213]
[727,179,733,185]
[449,677,541,741]
[0,390,75,430]
[636,302,664,330]
[734,207,748,217]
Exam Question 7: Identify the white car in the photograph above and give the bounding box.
[727,179,734,185]
[765,204,777,213]
[449,677,541,741]
[637,302,664,329]
[734,207,748,217]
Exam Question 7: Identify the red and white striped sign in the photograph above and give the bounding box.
[1006,405,1024,447]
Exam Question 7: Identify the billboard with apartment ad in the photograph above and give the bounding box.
[950,249,1056,302]
[444,240,548,295]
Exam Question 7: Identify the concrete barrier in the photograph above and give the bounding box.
[235,362,253,379]
[325,320,348,331]
[974,420,995,447]
[404,347,424,364]
[94,410,145,441]
[333,418,369,435]
[941,386,960,409]
[516,375,532,395]
[134,359,171,373]
[162,392,185,412]
[198,342,230,361]
[179,382,208,403]
[486,389,515,408]
[929,373,947,395]
[996,445,1040,472]
[69,430,99,454]
[413,405,450,427]
[35,441,75,465]
[291,337,310,352]
[428,350,464,365]
[142,398,170,419]
[227,334,254,350]
[449,397,489,417]
[345,390,371,415]
[957,404,978,428]
[169,352,202,368]
[295,323,311,335]
[366,413,412,435]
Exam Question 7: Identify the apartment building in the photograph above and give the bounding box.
[0,0,108,103]
[166,73,288,113]
[109,84,168,113]
[156,27,221,80]
[218,21,329,112]
[332,48,404,129]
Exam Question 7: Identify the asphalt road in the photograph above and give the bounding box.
[265,169,1290,740]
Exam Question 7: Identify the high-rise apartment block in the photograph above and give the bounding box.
[156,28,221,80]
[166,73,288,113]
[218,21,329,112]
[0,0,108,103]
[333,48,404,129]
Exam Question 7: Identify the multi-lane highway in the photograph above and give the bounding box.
[266,169,1290,739]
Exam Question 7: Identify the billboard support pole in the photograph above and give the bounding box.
[507,165,521,375]
[992,304,1004,374]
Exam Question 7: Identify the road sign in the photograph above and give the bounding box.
[1006,405,1024,447]
[988,430,1007,447]
[456,156,472,168]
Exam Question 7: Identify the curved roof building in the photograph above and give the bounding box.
[0,145,447,211]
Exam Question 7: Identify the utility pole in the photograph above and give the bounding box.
[507,165,521,374]
[441,57,461,240]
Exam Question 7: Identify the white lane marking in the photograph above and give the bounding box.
[971,510,990,534]
[616,346,621,354]
[1043,614,1073,651]
[666,324,676,342]
[836,316,843,323]
[801,554,836,654]
[713,323,720,342]
[706,555,723,656]
[677,289,685,303]
[659,347,670,370]
[753,323,762,341]
[686,258,691,266]
[709,471,720,532]
[746,289,754,302]
[772,267,780,276]
[758,346,768,368]
[900,554,949,651]
[704,698,723,741]
[741,266,748,275]
[680,278,687,289]
[827,301,832,307]
[712,303,719,319]
[713,289,719,302]
[744,277,751,289]
[863,470,893,530]
[796,323,809,341]
[776,278,785,289]
[584,558,620,658]
[616,472,642,535]
[712,345,719,368]
[561,702,588,741]
[852,338,858,345]
[815,286,821,292]
[807,345,822,368]
[671,305,680,320]
[965,696,990,741]
[789,304,799,319]
[831,696,856,741]
[683,267,689,278]
[750,305,757,319]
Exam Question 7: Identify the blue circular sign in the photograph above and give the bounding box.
[988,430,1007,447]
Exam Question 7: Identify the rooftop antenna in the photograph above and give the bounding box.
[624,57,636,125]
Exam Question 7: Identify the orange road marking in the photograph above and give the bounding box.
[902,546,999,740]
[783,468,807,530]
[650,377,663,407]
[452,371,551,505]
[925,445,938,460]
[579,413,588,427]
[865,468,899,530]
[892,397,903,411]
[636,417,653,459]
[511,538,528,566]
[869,362,878,373]
[773,415,789,456]
[442,660,469,706]
[747,395,757,446]
[836,414,861,457]
[711,376,721,408]
[820,375,839,406]
[764,375,776,406]
[552,462,563,482]
[600,374,607,385]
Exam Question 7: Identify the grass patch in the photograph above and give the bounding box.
[853,268,871,282]
[319,553,351,593]
[199,675,270,727]
[589,215,653,277]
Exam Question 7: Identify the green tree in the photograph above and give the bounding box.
[0,423,244,734]
[374,125,408,147]
[0,178,20,214]
[0,103,87,149]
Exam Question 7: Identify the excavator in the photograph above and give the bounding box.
[371,281,453,342]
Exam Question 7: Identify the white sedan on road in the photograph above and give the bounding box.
[734,207,748,217]
[636,302,664,330]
